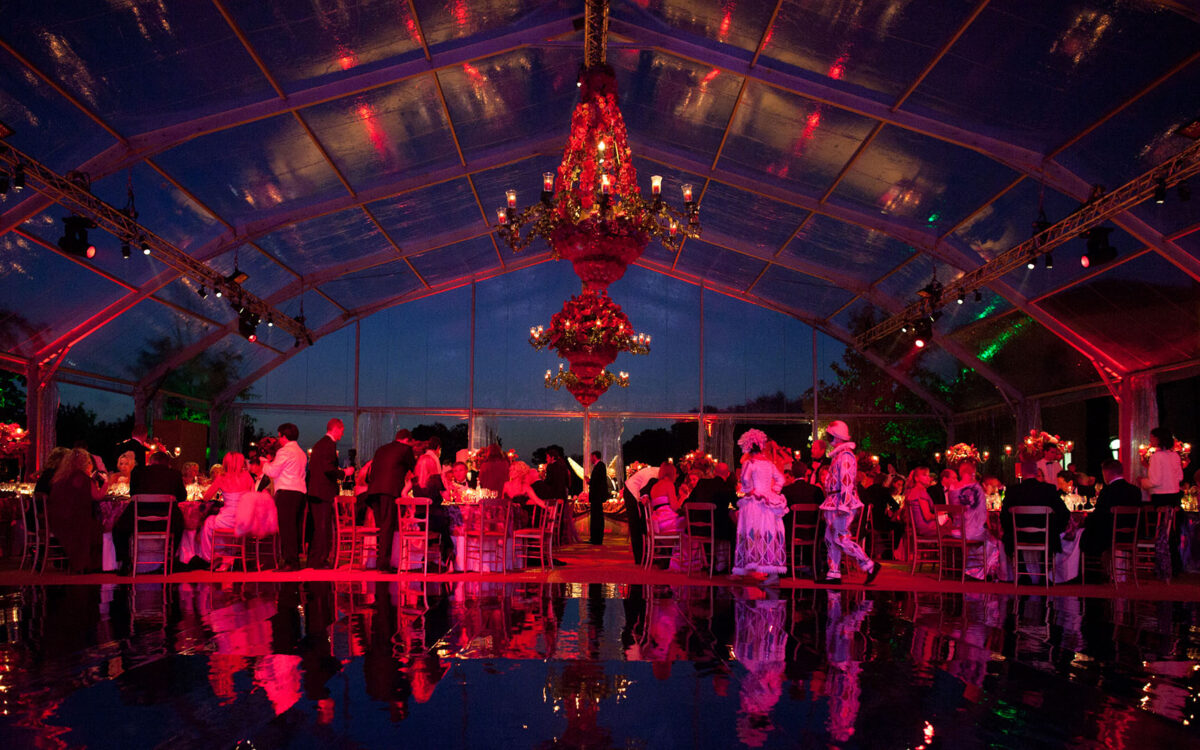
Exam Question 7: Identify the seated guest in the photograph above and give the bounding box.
[1082,459,1142,560]
[1001,455,1070,575]
[477,444,508,496]
[47,448,108,572]
[199,452,255,569]
[443,461,470,503]
[690,463,739,546]
[782,473,824,572]
[114,451,186,574]
[648,462,683,536]
[905,467,938,537]
[34,447,71,496]
[859,472,904,543]
[110,450,137,485]
[503,461,548,529]
[181,461,201,487]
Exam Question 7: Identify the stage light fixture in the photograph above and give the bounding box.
[197,285,208,299]
[11,164,22,190]
[1080,227,1117,268]
[0,174,8,194]
[225,267,249,285]
[57,216,96,259]
[1154,176,1167,204]
[913,319,932,349]
[266,316,273,327]
[238,312,259,342]
[975,290,982,302]
[214,288,223,298]
[1027,257,1036,270]
[1044,253,1053,269]
[140,237,150,255]
[1180,181,1191,202]
[956,291,964,305]
[121,241,131,259]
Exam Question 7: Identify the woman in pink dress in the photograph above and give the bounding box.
[200,452,255,568]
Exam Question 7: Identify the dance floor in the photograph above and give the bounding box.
[1,538,1199,748]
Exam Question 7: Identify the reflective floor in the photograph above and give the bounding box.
[0,582,1197,749]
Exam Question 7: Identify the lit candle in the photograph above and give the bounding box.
[597,140,606,153]
[506,189,517,208]
[496,207,508,225]
[650,175,662,195]
[600,174,611,194]
[681,183,693,202]
[669,219,678,236]
[543,172,554,192]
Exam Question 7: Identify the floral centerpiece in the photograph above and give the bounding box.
[679,450,716,477]
[945,443,980,466]
[625,461,647,480]
[1019,430,1073,462]
[1139,440,1192,466]
[0,423,29,458]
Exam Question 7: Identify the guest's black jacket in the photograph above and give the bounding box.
[307,435,342,502]
[129,464,186,502]
[1000,478,1070,555]
[1082,478,1142,556]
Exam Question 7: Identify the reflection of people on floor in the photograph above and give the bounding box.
[300,581,342,722]
[621,584,647,660]
[733,590,787,747]
[363,581,413,720]
[642,590,687,673]
[823,590,872,745]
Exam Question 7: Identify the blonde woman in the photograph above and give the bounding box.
[200,452,255,568]
[47,448,108,572]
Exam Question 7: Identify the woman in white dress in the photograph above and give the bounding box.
[200,452,254,568]
[732,429,788,586]
[648,461,684,536]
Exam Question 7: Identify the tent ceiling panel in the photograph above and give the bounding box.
[319,260,426,311]
[62,299,216,381]
[698,180,810,254]
[611,0,773,59]
[470,152,565,223]
[952,174,1082,262]
[947,310,1099,394]
[88,163,225,254]
[411,0,576,53]
[873,255,960,307]
[1037,252,1200,370]
[781,214,915,288]
[0,55,115,172]
[675,239,766,291]
[300,76,462,193]
[1,0,275,136]
[152,113,347,226]
[639,239,676,267]
[717,80,879,196]
[0,232,129,357]
[253,207,392,278]
[153,277,236,326]
[826,124,1023,234]
[1127,196,1200,242]
[904,0,1199,151]
[409,235,501,287]
[608,47,744,164]
[276,290,345,333]
[223,0,427,94]
[758,0,982,105]
[367,177,488,246]
[933,291,1014,339]
[753,265,855,321]
[438,46,580,158]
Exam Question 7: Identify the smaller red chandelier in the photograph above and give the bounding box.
[544,365,629,408]
[499,65,700,291]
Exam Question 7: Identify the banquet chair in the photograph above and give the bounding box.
[19,493,40,571]
[683,503,716,577]
[131,493,176,576]
[863,504,896,560]
[514,499,562,569]
[1081,507,1139,585]
[463,502,511,573]
[642,495,686,570]
[1134,506,1174,585]
[396,497,438,575]
[788,503,821,578]
[1009,506,1052,588]
[934,505,985,582]
[246,533,279,571]
[907,504,940,576]
[334,495,376,569]
[210,528,245,572]
[33,492,69,573]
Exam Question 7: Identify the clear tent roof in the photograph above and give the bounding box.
[1,0,1198,413]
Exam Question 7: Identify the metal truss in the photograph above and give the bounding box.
[857,137,1200,349]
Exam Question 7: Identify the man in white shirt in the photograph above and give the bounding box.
[623,464,658,565]
[262,422,308,571]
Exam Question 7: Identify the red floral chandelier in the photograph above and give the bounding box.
[497,62,700,291]
[530,289,649,406]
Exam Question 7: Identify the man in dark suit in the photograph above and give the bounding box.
[544,446,570,502]
[114,450,186,573]
[588,451,609,545]
[366,429,416,574]
[307,418,350,569]
[1082,459,1142,558]
[1001,456,1071,573]
[113,424,152,469]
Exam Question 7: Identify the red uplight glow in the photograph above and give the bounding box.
[355,101,388,158]
[828,53,849,80]
[718,5,733,41]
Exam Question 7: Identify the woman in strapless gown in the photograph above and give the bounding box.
[200,452,255,567]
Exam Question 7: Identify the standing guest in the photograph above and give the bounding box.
[113,425,152,468]
[199,452,255,569]
[819,422,880,585]
[623,463,658,564]
[715,461,736,495]
[47,448,108,572]
[115,451,186,574]
[544,446,570,503]
[691,461,739,572]
[732,429,789,586]
[1082,460,1142,568]
[1001,455,1070,581]
[1141,426,1185,576]
[261,423,308,572]
[803,439,829,484]
[414,436,442,490]
[859,472,903,552]
[366,429,416,574]
[307,419,350,570]
[588,451,609,545]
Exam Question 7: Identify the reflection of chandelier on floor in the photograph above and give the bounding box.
[530,289,649,407]
[497,62,701,290]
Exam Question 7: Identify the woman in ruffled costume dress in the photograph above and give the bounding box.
[732,429,789,586]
